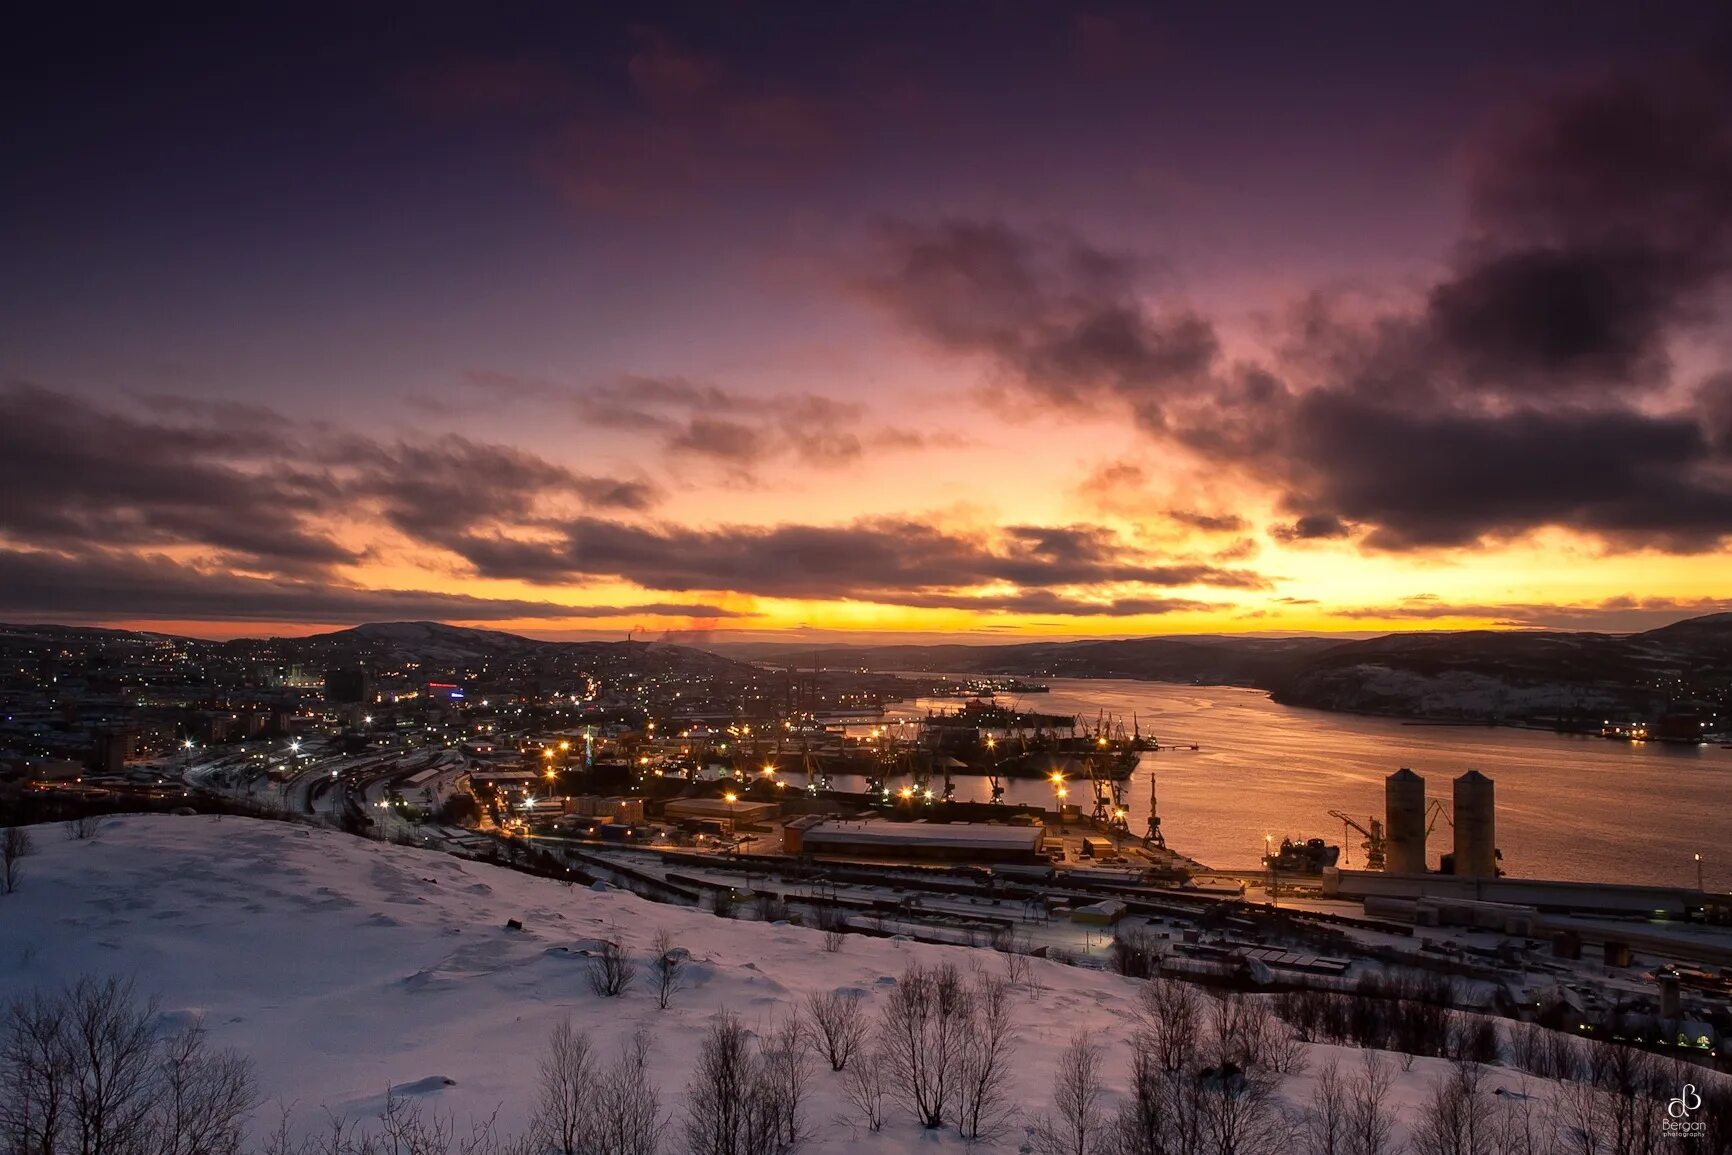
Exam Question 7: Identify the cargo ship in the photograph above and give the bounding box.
[1262,836,1341,874]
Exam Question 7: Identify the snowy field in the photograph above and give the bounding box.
[0,814,1686,1151]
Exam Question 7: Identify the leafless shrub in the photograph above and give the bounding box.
[1411,1062,1494,1155]
[1032,1032,1104,1155]
[1134,977,1205,1074]
[592,1028,667,1155]
[822,929,846,954]
[651,929,685,1010]
[1001,948,1032,988]
[1194,1060,1294,1155]
[1208,993,1303,1075]
[1443,1013,1502,1066]
[1,826,30,895]
[1303,1058,1347,1155]
[1556,1039,1668,1155]
[878,961,974,1129]
[956,974,1017,1142]
[759,1015,810,1152]
[273,1091,533,1155]
[528,1019,662,1155]
[682,1011,787,1155]
[64,814,104,841]
[1346,1050,1400,1155]
[1109,1042,1207,1155]
[586,939,636,998]
[1484,1076,1559,1155]
[842,1045,889,1134]
[1109,927,1164,979]
[753,894,789,923]
[0,976,260,1155]
[803,990,869,1072]
[531,1018,595,1154]
[153,1024,258,1155]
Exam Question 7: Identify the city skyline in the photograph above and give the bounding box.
[5,2,1732,641]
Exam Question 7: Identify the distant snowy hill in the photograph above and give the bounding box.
[0,815,1524,1151]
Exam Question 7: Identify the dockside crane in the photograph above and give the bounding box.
[1328,809,1386,870]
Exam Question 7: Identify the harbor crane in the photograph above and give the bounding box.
[1328,810,1386,870]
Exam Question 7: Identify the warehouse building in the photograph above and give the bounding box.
[784,817,1044,864]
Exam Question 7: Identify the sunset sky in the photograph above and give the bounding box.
[4,2,1732,641]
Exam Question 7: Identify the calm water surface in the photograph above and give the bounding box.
[852,679,1732,888]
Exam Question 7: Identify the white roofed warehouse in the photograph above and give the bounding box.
[784,817,1045,864]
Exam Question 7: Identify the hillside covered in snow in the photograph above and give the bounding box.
[0,816,1724,1152]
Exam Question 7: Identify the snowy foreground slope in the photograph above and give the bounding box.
[2,815,1548,1151]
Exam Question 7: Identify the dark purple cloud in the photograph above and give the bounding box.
[0,549,738,625]
[857,219,1220,421]
[861,70,1732,555]
[0,383,659,572]
[444,515,1268,601]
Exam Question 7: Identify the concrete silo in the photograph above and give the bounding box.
[1453,770,1497,878]
[1384,768,1427,874]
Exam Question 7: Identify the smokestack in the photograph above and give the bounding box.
[1384,768,1426,874]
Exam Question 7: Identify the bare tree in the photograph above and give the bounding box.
[0,986,72,1152]
[65,975,162,1154]
[586,940,636,998]
[2,977,260,1155]
[821,929,846,954]
[1109,1043,1207,1155]
[759,1015,810,1153]
[957,974,1018,1142]
[2,826,31,895]
[650,929,685,1010]
[1345,1050,1400,1155]
[1485,1076,1558,1155]
[1303,1058,1348,1155]
[803,990,868,1072]
[153,1025,258,1155]
[878,961,973,1129]
[531,1018,597,1154]
[1135,978,1206,1075]
[842,1046,889,1135]
[1412,1063,1493,1155]
[1033,1032,1105,1155]
[1000,948,1032,989]
[683,1011,785,1155]
[591,1028,667,1155]
[1195,1061,1294,1155]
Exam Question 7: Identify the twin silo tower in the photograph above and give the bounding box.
[1382,766,1497,877]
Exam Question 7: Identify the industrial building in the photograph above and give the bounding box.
[784,817,1045,863]
[663,796,780,832]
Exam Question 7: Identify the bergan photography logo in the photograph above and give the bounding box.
[1666,1083,1707,1140]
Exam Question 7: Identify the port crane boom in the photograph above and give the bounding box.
[1327,809,1386,870]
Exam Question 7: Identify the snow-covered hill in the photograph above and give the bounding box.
[0,816,1606,1151]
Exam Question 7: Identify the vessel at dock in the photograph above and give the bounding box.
[1261,836,1341,874]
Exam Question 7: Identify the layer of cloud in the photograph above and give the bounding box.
[858,70,1732,556]
[459,371,947,476]
[0,383,660,579]
[0,549,737,625]
[442,516,1268,601]
[1332,594,1732,632]
[0,383,1251,623]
